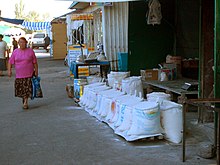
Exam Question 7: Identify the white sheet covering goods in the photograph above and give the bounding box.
[160,100,183,144]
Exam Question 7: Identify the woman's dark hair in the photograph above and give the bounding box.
[18,37,28,43]
[0,34,4,38]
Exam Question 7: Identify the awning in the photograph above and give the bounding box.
[0,17,24,25]
[22,21,51,31]
[3,27,25,37]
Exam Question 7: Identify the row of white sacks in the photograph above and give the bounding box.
[78,82,183,143]
[107,71,144,97]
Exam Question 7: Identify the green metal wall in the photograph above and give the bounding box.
[128,0,200,76]
[176,0,200,58]
[128,1,175,75]
[215,0,220,98]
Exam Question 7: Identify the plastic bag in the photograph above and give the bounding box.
[146,0,162,25]
[31,76,43,99]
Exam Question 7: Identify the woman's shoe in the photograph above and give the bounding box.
[23,98,29,109]
[23,104,29,109]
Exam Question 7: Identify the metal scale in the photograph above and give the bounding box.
[181,82,199,91]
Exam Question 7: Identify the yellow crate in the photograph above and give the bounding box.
[78,68,89,72]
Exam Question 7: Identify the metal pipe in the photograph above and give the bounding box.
[198,0,203,124]
[183,98,220,164]
[217,111,220,164]
[182,103,186,162]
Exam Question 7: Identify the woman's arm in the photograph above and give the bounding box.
[34,63,38,77]
[8,63,12,77]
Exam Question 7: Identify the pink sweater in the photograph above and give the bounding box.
[9,48,37,78]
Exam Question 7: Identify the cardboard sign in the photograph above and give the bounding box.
[68,45,87,66]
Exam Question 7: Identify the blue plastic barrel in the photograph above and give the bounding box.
[118,52,128,71]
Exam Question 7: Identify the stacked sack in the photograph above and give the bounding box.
[147,92,183,143]
[79,80,183,143]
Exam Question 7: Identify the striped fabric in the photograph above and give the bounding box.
[22,21,51,31]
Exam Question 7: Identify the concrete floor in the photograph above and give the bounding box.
[0,56,217,165]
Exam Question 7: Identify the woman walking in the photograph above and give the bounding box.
[8,37,38,109]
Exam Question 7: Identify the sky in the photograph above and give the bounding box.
[0,0,73,20]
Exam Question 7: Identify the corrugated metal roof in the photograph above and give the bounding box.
[69,2,90,10]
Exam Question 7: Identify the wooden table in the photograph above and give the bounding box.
[142,79,198,103]
[70,61,110,79]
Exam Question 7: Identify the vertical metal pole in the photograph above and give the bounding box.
[214,0,220,164]
[182,103,186,162]
[215,0,220,154]
[198,0,203,123]
[217,111,220,165]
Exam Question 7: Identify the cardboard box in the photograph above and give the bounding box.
[140,69,159,81]
[163,63,178,80]
[158,69,173,81]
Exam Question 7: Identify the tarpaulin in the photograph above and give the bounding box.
[0,17,51,30]
[0,17,24,25]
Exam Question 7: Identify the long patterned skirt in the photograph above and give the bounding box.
[15,78,32,98]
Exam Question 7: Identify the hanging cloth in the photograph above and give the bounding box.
[146,0,162,25]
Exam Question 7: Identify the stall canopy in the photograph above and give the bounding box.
[21,21,51,31]
[0,17,24,25]
[0,17,50,30]
[3,27,25,36]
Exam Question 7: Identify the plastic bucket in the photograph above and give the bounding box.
[74,79,87,99]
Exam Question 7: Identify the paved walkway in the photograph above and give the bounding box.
[0,57,216,165]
